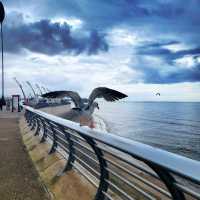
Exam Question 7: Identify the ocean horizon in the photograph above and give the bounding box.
[95,101,200,161]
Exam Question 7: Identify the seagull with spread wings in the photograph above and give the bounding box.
[42,87,127,128]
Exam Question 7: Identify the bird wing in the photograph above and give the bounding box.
[42,91,82,108]
[88,87,128,106]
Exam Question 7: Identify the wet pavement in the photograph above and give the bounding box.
[0,111,49,200]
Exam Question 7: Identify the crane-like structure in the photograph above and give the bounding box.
[26,81,37,97]
[35,84,43,96]
[42,86,48,93]
[13,77,27,101]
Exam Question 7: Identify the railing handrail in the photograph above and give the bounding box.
[23,104,200,185]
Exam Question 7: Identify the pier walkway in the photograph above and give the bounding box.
[0,111,49,200]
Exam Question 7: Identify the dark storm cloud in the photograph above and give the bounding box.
[133,42,200,83]
[144,41,179,48]
[4,19,108,55]
[27,0,200,34]
[4,0,200,49]
[5,0,199,29]
[137,42,200,64]
[135,62,200,84]
[4,0,200,84]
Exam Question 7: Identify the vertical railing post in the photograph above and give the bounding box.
[48,121,57,154]
[78,134,109,200]
[34,117,41,136]
[24,110,29,122]
[30,114,37,131]
[22,106,191,200]
[25,111,32,125]
[58,126,75,173]
[146,162,185,200]
[40,118,47,143]
[28,112,34,127]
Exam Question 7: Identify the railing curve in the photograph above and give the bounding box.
[23,105,200,200]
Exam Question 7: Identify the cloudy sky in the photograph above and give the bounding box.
[2,0,200,101]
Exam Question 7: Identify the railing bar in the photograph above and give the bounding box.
[55,137,69,148]
[53,125,85,141]
[57,146,70,158]
[106,179,136,200]
[98,144,159,179]
[56,143,69,153]
[102,191,116,200]
[45,123,52,129]
[174,183,200,200]
[72,163,99,188]
[46,129,53,137]
[52,127,68,138]
[36,125,69,155]
[106,158,171,198]
[93,136,200,185]
[46,129,56,139]
[46,134,53,140]
[45,127,53,135]
[56,146,69,155]
[107,168,156,200]
[74,154,100,178]
[64,130,86,142]
[53,128,88,148]
[55,134,69,145]
[57,142,69,153]
[71,133,86,142]
[70,137,89,147]
[74,146,99,165]
[53,129,67,139]
[71,138,95,154]
[24,106,200,199]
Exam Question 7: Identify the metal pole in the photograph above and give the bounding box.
[14,77,27,101]
[0,21,5,105]
[42,86,48,93]
[1,23,3,97]
[46,88,50,92]
[0,2,5,106]
[35,84,43,95]
[26,81,37,97]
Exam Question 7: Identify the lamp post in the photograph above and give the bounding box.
[42,86,48,93]
[35,84,43,96]
[13,77,27,101]
[0,1,5,107]
[26,81,37,97]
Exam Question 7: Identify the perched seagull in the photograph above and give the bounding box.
[42,87,128,127]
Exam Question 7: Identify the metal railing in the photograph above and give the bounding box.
[23,105,200,200]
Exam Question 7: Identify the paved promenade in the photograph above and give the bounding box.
[0,111,49,200]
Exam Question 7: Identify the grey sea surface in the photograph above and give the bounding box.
[95,101,200,161]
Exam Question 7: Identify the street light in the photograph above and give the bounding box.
[26,81,37,97]
[35,84,43,96]
[13,77,27,100]
[0,1,5,106]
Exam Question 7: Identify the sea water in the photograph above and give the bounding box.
[95,101,200,161]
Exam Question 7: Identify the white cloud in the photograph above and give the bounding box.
[51,17,83,30]
[163,43,191,53]
[2,9,200,102]
[5,45,200,102]
[107,27,142,47]
[175,55,198,68]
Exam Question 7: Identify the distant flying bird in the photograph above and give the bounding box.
[156,93,161,96]
[42,87,127,127]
